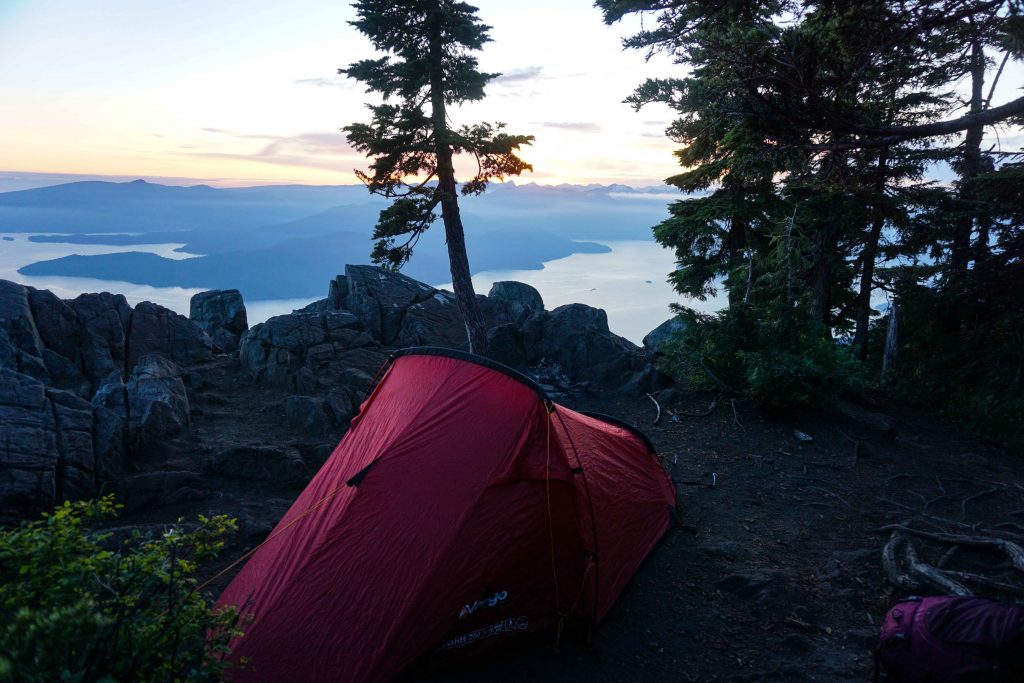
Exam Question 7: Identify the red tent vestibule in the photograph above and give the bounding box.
[217,347,675,682]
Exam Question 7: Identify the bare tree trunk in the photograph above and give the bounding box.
[882,301,899,376]
[428,14,489,356]
[853,154,888,361]
[947,37,986,337]
[809,221,838,332]
[726,215,747,306]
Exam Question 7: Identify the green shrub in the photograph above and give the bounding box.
[659,303,865,409]
[0,496,243,682]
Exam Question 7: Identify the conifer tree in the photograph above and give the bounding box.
[342,0,534,355]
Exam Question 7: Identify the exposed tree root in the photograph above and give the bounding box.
[644,393,662,425]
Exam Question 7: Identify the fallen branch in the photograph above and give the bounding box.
[946,571,1024,597]
[645,393,662,425]
[879,524,1024,573]
[881,531,921,591]
[904,541,971,596]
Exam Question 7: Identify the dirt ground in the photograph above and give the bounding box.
[419,391,1022,682]
[120,356,1024,682]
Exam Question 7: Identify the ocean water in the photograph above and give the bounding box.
[0,233,724,343]
[439,239,726,343]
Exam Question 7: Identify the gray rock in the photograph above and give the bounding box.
[68,291,131,384]
[342,265,449,344]
[207,445,310,488]
[488,281,544,323]
[643,315,686,351]
[125,354,191,450]
[27,287,80,362]
[189,289,248,353]
[0,368,120,518]
[285,395,332,433]
[325,388,357,426]
[47,388,98,499]
[92,405,126,482]
[42,348,91,397]
[523,304,645,389]
[239,310,370,388]
[91,370,128,418]
[395,289,468,349]
[0,369,58,517]
[487,322,528,367]
[0,280,50,383]
[327,274,348,310]
[127,301,212,370]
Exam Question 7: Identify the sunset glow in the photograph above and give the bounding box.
[0,0,681,188]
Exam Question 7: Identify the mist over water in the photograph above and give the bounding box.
[438,240,726,344]
[2,234,725,343]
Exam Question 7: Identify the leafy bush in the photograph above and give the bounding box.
[0,496,243,682]
[659,303,865,409]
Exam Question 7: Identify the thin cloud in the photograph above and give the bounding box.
[178,131,361,172]
[537,121,602,133]
[491,66,543,84]
[293,76,352,88]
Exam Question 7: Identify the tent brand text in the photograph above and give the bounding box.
[438,616,529,652]
[459,590,508,619]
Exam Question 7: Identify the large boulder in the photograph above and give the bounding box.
[522,304,646,389]
[395,288,468,349]
[125,354,191,453]
[643,315,687,351]
[127,301,213,370]
[339,265,465,346]
[190,289,248,353]
[68,291,132,384]
[488,281,544,323]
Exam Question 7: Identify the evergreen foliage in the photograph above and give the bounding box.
[0,497,243,682]
[602,0,1024,438]
[342,0,534,354]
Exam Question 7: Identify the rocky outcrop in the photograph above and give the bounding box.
[1,279,213,393]
[125,354,191,454]
[190,289,248,353]
[127,301,212,369]
[67,292,132,385]
[520,304,646,389]
[2,268,667,520]
[643,315,686,351]
[488,281,543,323]
[239,310,379,392]
[0,368,126,523]
[337,265,468,348]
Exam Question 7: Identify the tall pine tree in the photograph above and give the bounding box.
[342,0,534,355]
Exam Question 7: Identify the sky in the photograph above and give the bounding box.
[0,0,683,188]
[1,2,1019,191]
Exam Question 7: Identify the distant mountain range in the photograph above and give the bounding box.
[3,179,676,300]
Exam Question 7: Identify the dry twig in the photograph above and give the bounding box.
[644,393,662,425]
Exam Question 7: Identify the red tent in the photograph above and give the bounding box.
[217,348,675,682]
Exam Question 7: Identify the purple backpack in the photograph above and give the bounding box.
[877,596,1024,682]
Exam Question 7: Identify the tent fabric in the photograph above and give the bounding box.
[217,348,675,682]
